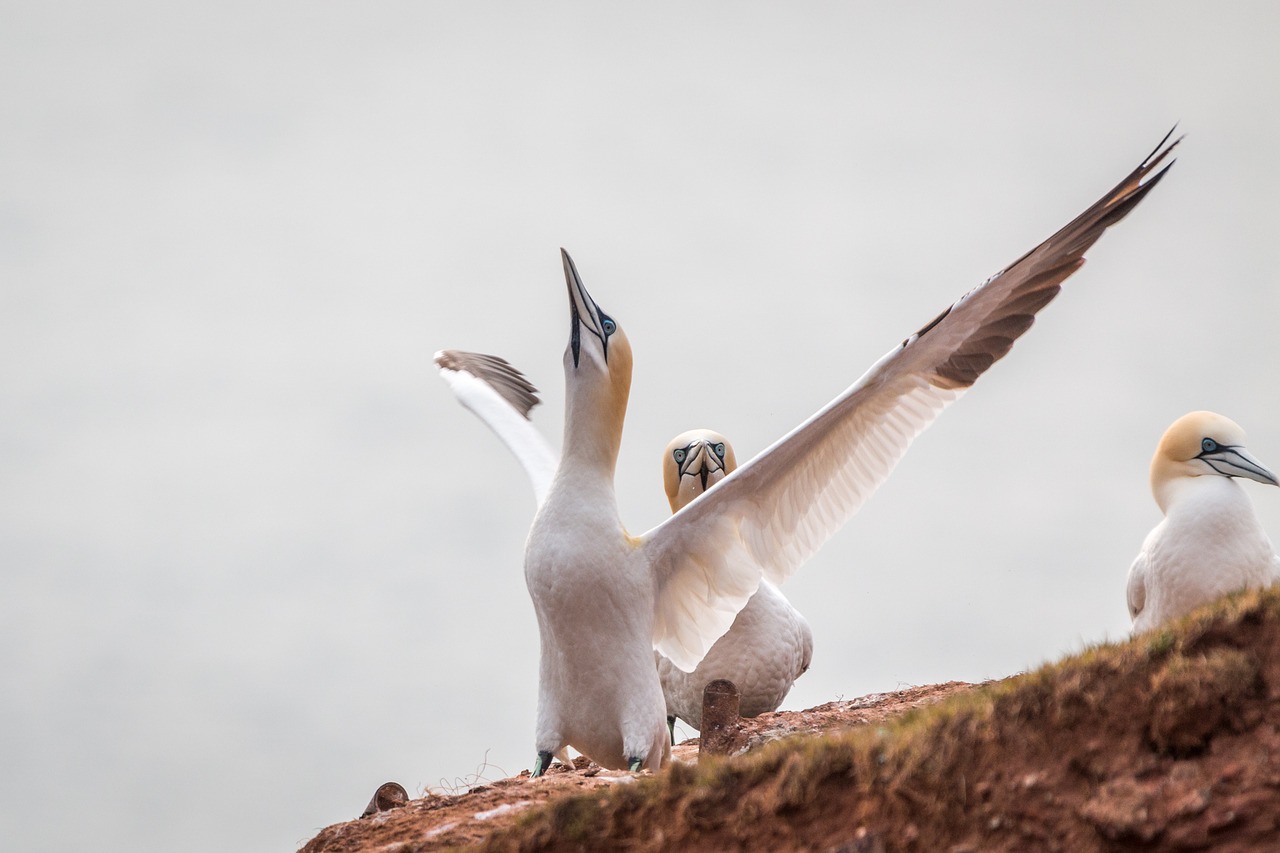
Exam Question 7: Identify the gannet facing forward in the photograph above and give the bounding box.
[447,130,1176,776]
[1127,411,1280,632]
[656,430,813,733]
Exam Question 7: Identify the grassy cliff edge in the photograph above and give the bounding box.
[479,587,1280,852]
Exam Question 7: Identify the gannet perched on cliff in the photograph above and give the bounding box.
[431,365,817,739]
[1128,411,1280,632]
[655,430,813,733]
[445,130,1176,775]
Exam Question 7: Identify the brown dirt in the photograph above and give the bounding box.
[300,587,1280,853]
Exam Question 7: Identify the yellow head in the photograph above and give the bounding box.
[662,429,738,512]
[1150,410,1278,512]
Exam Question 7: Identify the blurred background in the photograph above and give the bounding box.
[3,2,1279,850]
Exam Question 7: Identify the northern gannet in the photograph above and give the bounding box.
[447,130,1177,775]
[1127,411,1279,632]
[655,430,813,734]
[434,359,814,737]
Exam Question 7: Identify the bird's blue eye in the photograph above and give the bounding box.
[673,449,686,464]
[714,443,725,458]
[1202,438,1218,453]
[601,318,616,335]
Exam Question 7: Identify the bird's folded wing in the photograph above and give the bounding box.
[435,349,559,506]
[1126,552,1148,621]
[640,128,1179,672]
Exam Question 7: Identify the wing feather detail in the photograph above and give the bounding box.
[1127,548,1148,622]
[435,349,559,506]
[641,129,1180,671]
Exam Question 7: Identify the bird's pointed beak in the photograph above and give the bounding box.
[680,441,725,492]
[1201,445,1280,486]
[561,248,606,368]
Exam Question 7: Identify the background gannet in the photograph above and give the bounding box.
[655,430,813,733]
[457,131,1175,776]
[434,359,817,740]
[1127,411,1280,632]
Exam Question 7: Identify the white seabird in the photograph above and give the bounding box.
[1127,411,1280,632]
[430,367,816,739]
[655,430,813,734]
[447,129,1177,775]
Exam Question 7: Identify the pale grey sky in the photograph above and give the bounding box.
[3,3,1280,851]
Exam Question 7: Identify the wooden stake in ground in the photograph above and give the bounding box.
[360,782,408,818]
[699,679,741,759]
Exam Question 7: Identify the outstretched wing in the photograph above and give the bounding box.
[435,349,559,506]
[642,129,1180,671]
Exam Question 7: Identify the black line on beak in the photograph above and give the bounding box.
[570,301,582,368]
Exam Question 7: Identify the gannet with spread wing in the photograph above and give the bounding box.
[430,366,816,739]
[1128,411,1280,632]
[446,130,1177,775]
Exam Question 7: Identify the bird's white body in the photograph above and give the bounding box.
[1128,411,1280,633]
[1129,478,1278,632]
[656,579,812,728]
[525,475,672,770]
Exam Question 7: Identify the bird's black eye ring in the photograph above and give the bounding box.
[601,318,616,335]
[714,443,725,458]
[673,448,686,464]
[1202,438,1218,453]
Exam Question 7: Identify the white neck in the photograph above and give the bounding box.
[1159,474,1252,521]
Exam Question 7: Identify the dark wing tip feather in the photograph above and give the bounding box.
[1142,124,1181,167]
[935,351,999,388]
[434,349,542,419]
[935,316,1034,388]
[1001,282,1064,318]
[917,128,1177,391]
[1032,132,1178,264]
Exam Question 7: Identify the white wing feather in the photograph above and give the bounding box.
[641,130,1180,671]
[435,351,559,506]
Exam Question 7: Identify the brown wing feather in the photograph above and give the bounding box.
[642,128,1179,626]
[434,349,542,420]
[911,126,1179,390]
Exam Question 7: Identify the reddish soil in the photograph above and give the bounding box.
[299,589,1280,853]
[299,682,977,852]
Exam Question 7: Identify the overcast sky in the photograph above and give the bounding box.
[4,3,1280,851]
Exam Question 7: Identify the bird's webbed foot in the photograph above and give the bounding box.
[531,750,554,778]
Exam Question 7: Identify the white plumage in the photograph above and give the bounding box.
[441,130,1177,773]
[1128,411,1280,632]
[431,366,815,733]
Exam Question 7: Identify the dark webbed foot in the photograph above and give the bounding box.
[667,715,677,745]
[627,756,643,772]
[531,750,554,778]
